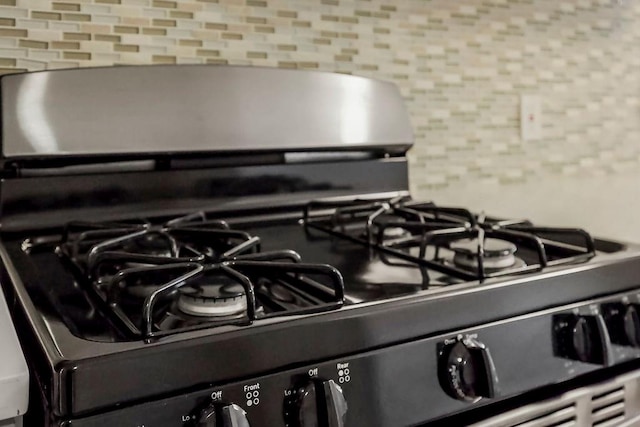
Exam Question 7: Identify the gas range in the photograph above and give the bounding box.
[1,66,640,427]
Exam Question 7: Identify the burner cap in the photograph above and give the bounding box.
[374,216,412,240]
[268,283,296,303]
[450,238,521,271]
[449,238,517,258]
[123,233,174,257]
[177,281,247,317]
[382,226,412,239]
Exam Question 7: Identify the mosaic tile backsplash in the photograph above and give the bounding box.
[0,0,639,192]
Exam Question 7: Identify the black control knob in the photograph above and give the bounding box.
[572,316,595,362]
[284,378,348,427]
[603,302,640,347]
[198,403,250,427]
[437,335,498,402]
[553,314,610,365]
[624,305,640,347]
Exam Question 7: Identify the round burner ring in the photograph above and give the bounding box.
[449,238,517,258]
[177,283,247,317]
[453,252,525,271]
[449,237,524,271]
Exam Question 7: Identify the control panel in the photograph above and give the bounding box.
[64,289,640,427]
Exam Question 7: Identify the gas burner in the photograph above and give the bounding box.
[382,227,412,239]
[121,233,174,258]
[304,196,597,280]
[177,281,248,318]
[450,238,521,271]
[267,282,297,304]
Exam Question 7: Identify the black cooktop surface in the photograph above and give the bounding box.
[2,198,623,344]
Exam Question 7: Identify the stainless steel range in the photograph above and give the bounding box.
[1,66,640,427]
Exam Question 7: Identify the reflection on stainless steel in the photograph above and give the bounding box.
[340,76,370,144]
[15,72,58,154]
[1,65,413,157]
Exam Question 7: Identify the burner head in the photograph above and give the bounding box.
[381,226,412,240]
[177,279,247,317]
[122,233,174,257]
[450,238,524,271]
[374,216,413,241]
[450,238,517,257]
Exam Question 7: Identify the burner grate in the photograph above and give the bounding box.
[34,212,345,338]
[303,197,596,281]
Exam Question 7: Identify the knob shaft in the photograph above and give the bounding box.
[437,335,498,402]
[198,403,250,427]
[285,378,348,427]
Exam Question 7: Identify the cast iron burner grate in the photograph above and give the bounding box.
[26,212,345,339]
[303,196,596,281]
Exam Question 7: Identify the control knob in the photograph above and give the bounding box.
[437,335,498,402]
[602,302,640,347]
[284,378,348,427]
[198,402,250,427]
[553,314,610,365]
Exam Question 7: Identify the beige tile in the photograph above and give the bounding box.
[246,51,266,58]
[51,41,81,49]
[0,58,16,66]
[205,22,227,30]
[170,10,193,19]
[152,0,177,8]
[0,28,27,37]
[52,2,81,11]
[114,44,140,52]
[121,17,149,26]
[63,13,92,22]
[19,39,48,49]
[81,23,110,33]
[114,25,139,34]
[152,54,176,63]
[142,27,166,35]
[246,16,266,24]
[152,18,176,27]
[63,32,91,40]
[221,32,242,40]
[196,48,219,56]
[63,51,91,60]
[31,11,62,20]
[179,39,202,47]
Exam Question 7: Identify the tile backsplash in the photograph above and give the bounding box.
[0,0,639,192]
